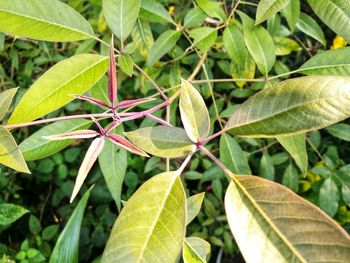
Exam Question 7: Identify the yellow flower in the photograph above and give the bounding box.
[168,6,175,15]
[331,35,347,49]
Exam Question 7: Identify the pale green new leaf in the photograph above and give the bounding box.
[308,0,350,42]
[131,19,154,59]
[140,0,173,24]
[189,27,217,54]
[0,203,28,225]
[299,47,350,76]
[125,126,195,158]
[274,37,301,56]
[319,177,340,217]
[256,0,291,24]
[326,123,350,141]
[238,11,276,76]
[19,119,91,161]
[0,126,29,173]
[0,88,17,121]
[187,192,205,225]
[196,0,226,21]
[0,0,94,42]
[8,54,108,124]
[98,126,127,211]
[225,176,350,263]
[183,237,210,263]
[102,172,186,263]
[296,12,326,45]
[282,0,300,32]
[147,30,181,66]
[50,188,91,263]
[220,134,251,175]
[277,133,307,175]
[180,79,210,142]
[226,76,350,137]
[118,54,133,76]
[103,0,141,42]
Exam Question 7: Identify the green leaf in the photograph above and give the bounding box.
[184,7,207,29]
[50,188,91,263]
[0,126,29,173]
[147,30,181,66]
[180,79,210,142]
[102,172,186,263]
[273,36,301,56]
[29,215,41,235]
[196,0,226,22]
[296,12,326,45]
[19,119,92,161]
[299,47,350,76]
[276,133,307,175]
[0,0,94,42]
[187,192,205,225]
[189,27,217,54]
[183,237,210,263]
[256,0,291,24]
[282,0,300,32]
[0,88,17,122]
[140,0,173,24]
[0,203,28,225]
[131,19,154,59]
[326,123,350,141]
[103,0,141,42]
[319,177,339,217]
[98,126,127,211]
[118,54,133,76]
[8,54,108,124]
[225,76,350,137]
[125,126,195,158]
[238,11,276,76]
[225,176,350,263]
[282,162,299,192]
[220,134,251,175]
[308,0,350,42]
[259,152,275,180]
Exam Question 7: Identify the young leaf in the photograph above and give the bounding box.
[299,47,350,76]
[183,237,211,263]
[103,0,141,42]
[319,177,340,217]
[72,94,110,109]
[282,0,300,32]
[0,203,28,225]
[180,79,210,142]
[131,19,154,59]
[108,37,117,107]
[326,123,350,141]
[70,137,105,203]
[0,126,29,173]
[186,192,205,225]
[118,54,133,76]
[98,126,127,211]
[107,134,148,156]
[225,176,350,263]
[238,11,276,76]
[220,134,251,175]
[19,119,92,161]
[147,30,181,66]
[195,0,226,22]
[225,76,350,137]
[140,0,174,24]
[0,0,94,42]
[189,27,217,54]
[282,162,299,192]
[125,126,195,158]
[43,130,100,141]
[296,12,326,46]
[0,88,17,121]
[50,188,91,263]
[102,172,186,263]
[8,54,108,124]
[276,133,307,175]
[273,37,301,56]
[256,0,291,25]
[308,0,350,42]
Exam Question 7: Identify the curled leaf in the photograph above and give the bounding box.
[108,36,117,107]
[116,98,155,109]
[43,130,100,141]
[107,134,149,157]
[71,94,110,109]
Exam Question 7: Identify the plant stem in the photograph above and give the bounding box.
[177,151,195,174]
[166,103,171,172]
[202,129,226,144]
[188,51,208,82]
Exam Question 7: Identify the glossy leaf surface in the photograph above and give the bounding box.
[225,176,350,263]
[8,54,108,124]
[102,172,186,263]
